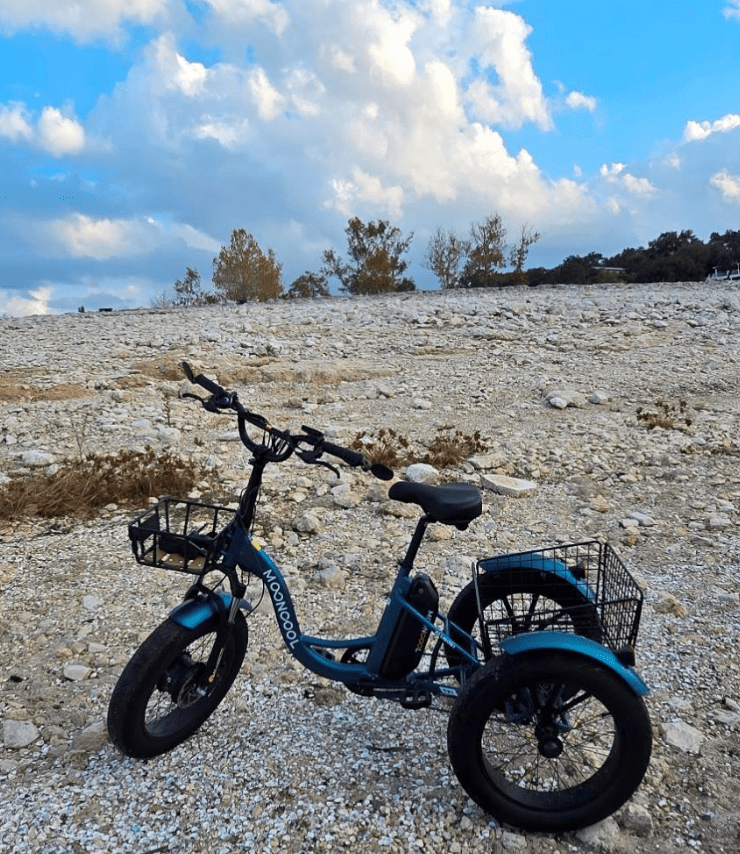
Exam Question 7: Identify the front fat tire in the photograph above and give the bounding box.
[107,614,248,758]
[447,652,652,833]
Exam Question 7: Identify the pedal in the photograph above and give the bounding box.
[400,689,432,710]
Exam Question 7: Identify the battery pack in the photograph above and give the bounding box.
[378,574,439,679]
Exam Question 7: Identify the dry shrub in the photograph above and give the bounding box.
[423,427,488,468]
[350,426,488,469]
[636,400,692,432]
[350,428,411,468]
[0,448,208,520]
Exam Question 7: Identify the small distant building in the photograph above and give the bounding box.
[706,265,740,282]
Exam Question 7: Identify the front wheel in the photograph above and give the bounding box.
[107,614,248,758]
[447,652,652,833]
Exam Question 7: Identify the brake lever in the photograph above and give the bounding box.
[181,390,234,414]
[296,448,340,477]
[181,391,207,403]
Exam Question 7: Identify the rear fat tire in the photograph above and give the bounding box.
[107,614,248,758]
[445,572,602,670]
[447,652,652,833]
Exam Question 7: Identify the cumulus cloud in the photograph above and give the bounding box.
[465,7,552,130]
[203,0,290,36]
[600,162,656,197]
[37,107,86,155]
[248,68,286,120]
[0,101,86,155]
[0,0,168,42]
[0,286,55,317]
[0,102,33,141]
[723,2,740,21]
[683,113,740,141]
[710,170,740,203]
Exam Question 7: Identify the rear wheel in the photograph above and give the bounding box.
[107,614,248,758]
[445,571,601,671]
[447,652,651,832]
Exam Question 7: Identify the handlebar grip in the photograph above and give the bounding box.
[194,373,225,396]
[322,441,367,468]
[181,361,225,396]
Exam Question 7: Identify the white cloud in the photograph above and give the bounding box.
[37,107,86,155]
[665,153,682,170]
[16,0,732,310]
[622,173,656,197]
[327,167,405,218]
[40,213,219,259]
[0,0,168,42]
[566,90,597,112]
[683,113,740,142]
[600,162,625,178]
[466,7,552,130]
[0,286,55,317]
[248,68,286,120]
[151,34,211,97]
[46,214,144,258]
[600,162,655,197]
[203,0,290,36]
[194,117,251,149]
[723,2,740,21]
[0,102,33,141]
[367,7,418,86]
[710,170,740,203]
[324,45,356,74]
[0,100,86,155]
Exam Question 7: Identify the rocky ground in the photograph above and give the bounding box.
[1,281,739,854]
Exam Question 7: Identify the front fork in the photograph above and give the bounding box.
[169,584,251,685]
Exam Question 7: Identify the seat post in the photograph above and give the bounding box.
[398,515,432,573]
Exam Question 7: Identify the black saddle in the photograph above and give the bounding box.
[388,481,482,529]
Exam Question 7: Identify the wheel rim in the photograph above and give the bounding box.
[144,633,230,737]
[480,678,619,807]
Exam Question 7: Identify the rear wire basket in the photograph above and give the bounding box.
[475,540,644,656]
[128,498,236,574]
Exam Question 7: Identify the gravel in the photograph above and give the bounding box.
[2,281,740,853]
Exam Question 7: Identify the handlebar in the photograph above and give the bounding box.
[180,362,393,480]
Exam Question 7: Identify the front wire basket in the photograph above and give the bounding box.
[475,540,644,656]
[128,498,236,574]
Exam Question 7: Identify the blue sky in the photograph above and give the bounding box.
[1,0,740,315]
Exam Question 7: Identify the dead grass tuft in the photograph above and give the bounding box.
[423,427,488,468]
[350,428,411,468]
[350,426,488,470]
[0,448,209,520]
[636,400,693,432]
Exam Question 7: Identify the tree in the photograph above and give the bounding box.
[707,229,740,274]
[212,228,283,302]
[460,214,507,288]
[323,217,415,295]
[150,289,175,308]
[509,224,541,285]
[423,227,470,290]
[285,271,331,299]
[173,267,205,307]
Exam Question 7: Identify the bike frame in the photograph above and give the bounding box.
[168,450,483,702]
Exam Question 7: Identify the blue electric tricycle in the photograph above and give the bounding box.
[108,363,652,833]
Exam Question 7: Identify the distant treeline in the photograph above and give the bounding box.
[159,223,740,308]
[525,229,740,287]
